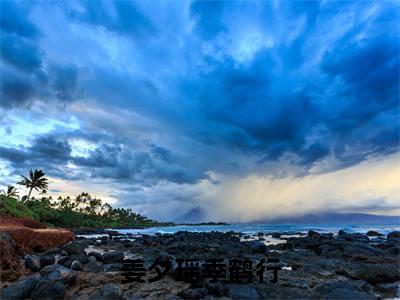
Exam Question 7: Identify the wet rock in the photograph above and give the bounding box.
[88,292,103,300]
[25,254,41,271]
[338,263,400,284]
[71,260,83,271]
[83,260,98,272]
[43,247,60,255]
[102,263,122,272]
[31,279,67,300]
[39,255,55,267]
[341,242,385,257]
[87,251,103,262]
[366,230,383,237]
[226,284,259,299]
[123,291,142,300]
[102,283,123,300]
[376,282,400,298]
[70,252,88,264]
[205,282,229,297]
[88,256,97,263]
[58,256,70,265]
[61,241,84,255]
[310,280,374,299]
[0,275,39,299]
[387,231,400,239]
[271,232,281,239]
[179,288,208,299]
[386,245,400,255]
[242,240,268,253]
[308,230,321,240]
[40,264,77,285]
[103,251,124,264]
[339,233,369,243]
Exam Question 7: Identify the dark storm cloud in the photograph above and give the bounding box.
[188,50,321,165]
[0,32,42,73]
[322,36,399,133]
[0,2,82,108]
[51,64,81,101]
[0,1,40,39]
[0,135,72,166]
[0,71,36,108]
[0,132,207,185]
[298,143,330,167]
[0,0,399,182]
[182,1,399,170]
[73,143,207,185]
[0,63,81,108]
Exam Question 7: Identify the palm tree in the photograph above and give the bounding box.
[17,169,49,202]
[0,185,19,197]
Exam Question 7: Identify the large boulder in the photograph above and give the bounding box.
[387,231,400,239]
[61,241,84,255]
[338,263,400,284]
[0,275,40,299]
[310,280,374,299]
[341,242,385,257]
[70,252,88,264]
[39,255,55,267]
[40,264,77,285]
[25,254,41,271]
[31,279,67,300]
[102,251,124,264]
[87,251,103,262]
[366,230,383,237]
[71,260,83,271]
[308,230,321,240]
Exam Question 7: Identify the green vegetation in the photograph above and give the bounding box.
[0,194,171,228]
[0,195,34,219]
[0,185,19,198]
[0,169,172,228]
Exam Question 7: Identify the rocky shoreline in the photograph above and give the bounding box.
[1,229,399,299]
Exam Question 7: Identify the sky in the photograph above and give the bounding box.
[0,0,399,222]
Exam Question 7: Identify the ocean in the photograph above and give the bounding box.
[114,223,400,236]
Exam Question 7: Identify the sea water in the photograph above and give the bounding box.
[115,223,400,236]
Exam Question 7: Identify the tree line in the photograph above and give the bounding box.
[0,169,171,228]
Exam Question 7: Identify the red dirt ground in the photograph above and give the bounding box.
[0,217,75,281]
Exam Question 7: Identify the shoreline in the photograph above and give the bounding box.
[1,227,399,299]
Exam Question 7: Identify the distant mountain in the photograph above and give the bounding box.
[255,213,400,225]
[175,206,207,223]
[175,208,399,225]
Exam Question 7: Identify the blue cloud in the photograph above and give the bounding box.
[0,0,398,185]
[0,33,42,73]
[69,0,156,38]
[0,1,40,39]
[190,0,226,40]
